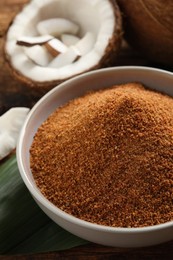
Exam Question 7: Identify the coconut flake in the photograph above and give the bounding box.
[17,35,53,46]
[45,38,68,57]
[23,45,53,66]
[72,32,95,56]
[48,47,78,68]
[0,107,30,160]
[61,34,80,46]
[37,18,79,37]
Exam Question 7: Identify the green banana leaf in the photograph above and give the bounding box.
[0,154,88,255]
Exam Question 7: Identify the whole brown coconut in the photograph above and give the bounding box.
[117,0,173,66]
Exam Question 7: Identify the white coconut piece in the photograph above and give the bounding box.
[17,35,53,46]
[72,32,95,56]
[23,45,53,66]
[61,34,80,46]
[0,107,30,160]
[48,47,78,68]
[37,18,79,37]
[45,38,68,57]
[0,132,16,161]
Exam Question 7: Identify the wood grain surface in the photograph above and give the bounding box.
[0,0,173,259]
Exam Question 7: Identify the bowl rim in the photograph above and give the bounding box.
[17,65,173,233]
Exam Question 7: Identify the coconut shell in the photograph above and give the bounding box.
[117,0,173,66]
[4,0,122,98]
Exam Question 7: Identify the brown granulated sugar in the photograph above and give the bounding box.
[30,83,173,228]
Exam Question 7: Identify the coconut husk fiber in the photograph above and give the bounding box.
[117,0,173,66]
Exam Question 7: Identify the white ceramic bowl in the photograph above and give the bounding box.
[17,66,173,248]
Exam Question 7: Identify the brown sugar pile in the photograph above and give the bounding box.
[30,83,173,228]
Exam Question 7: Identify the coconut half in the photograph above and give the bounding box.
[4,0,122,96]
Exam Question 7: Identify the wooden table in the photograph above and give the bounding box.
[0,1,173,259]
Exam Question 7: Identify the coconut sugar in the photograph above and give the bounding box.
[30,83,173,228]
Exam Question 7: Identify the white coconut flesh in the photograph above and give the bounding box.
[61,34,80,46]
[23,45,53,66]
[37,18,79,37]
[0,107,30,160]
[5,0,116,82]
[48,47,79,68]
[17,35,54,46]
[45,38,68,57]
